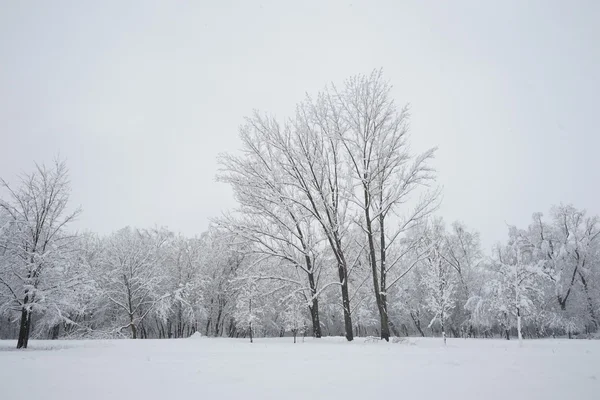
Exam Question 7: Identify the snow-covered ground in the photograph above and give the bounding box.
[1,337,598,399]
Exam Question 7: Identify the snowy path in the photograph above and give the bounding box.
[1,337,598,400]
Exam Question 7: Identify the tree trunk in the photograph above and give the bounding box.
[249,297,253,343]
[379,213,390,342]
[441,318,446,345]
[296,220,322,339]
[389,320,401,337]
[205,318,212,336]
[362,185,390,342]
[410,311,425,337]
[51,324,60,340]
[129,313,137,339]
[229,320,237,338]
[378,302,390,341]
[450,326,459,338]
[214,306,223,337]
[16,300,31,349]
[579,272,598,331]
[307,271,322,338]
[338,261,353,341]
[309,302,322,338]
[517,308,523,346]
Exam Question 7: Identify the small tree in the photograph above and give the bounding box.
[283,295,309,343]
[234,278,261,343]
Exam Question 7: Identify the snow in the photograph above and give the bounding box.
[189,331,203,339]
[1,338,598,399]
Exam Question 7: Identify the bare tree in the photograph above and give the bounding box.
[94,227,171,338]
[0,160,80,348]
[442,222,483,337]
[218,119,327,338]
[287,97,358,341]
[418,219,457,344]
[333,70,439,340]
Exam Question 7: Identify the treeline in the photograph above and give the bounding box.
[1,71,598,348]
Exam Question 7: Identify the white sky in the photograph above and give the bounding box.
[1,0,598,250]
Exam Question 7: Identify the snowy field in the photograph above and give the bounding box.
[1,337,599,400]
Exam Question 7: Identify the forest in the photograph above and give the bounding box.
[1,70,598,348]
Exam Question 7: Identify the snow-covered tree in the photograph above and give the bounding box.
[218,118,328,338]
[93,227,172,338]
[442,222,483,336]
[0,160,82,348]
[526,206,600,335]
[492,228,545,343]
[419,220,456,344]
[283,294,309,343]
[234,277,261,343]
[153,235,205,338]
[466,227,544,342]
[333,69,439,341]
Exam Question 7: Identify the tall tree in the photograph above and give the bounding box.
[289,96,358,341]
[333,69,438,340]
[0,160,81,348]
[218,117,327,338]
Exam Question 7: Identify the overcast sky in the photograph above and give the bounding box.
[1,0,598,250]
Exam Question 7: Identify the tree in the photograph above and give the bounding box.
[93,227,171,338]
[234,277,261,343]
[332,69,438,341]
[290,97,360,341]
[200,228,246,338]
[527,206,600,334]
[466,228,544,343]
[154,235,205,338]
[283,294,309,343]
[419,220,456,344]
[442,222,482,337]
[228,104,359,341]
[0,160,81,348]
[218,118,327,338]
[493,228,544,344]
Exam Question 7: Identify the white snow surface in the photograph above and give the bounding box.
[189,331,203,339]
[1,337,598,399]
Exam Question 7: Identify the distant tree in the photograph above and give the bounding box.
[201,228,245,338]
[442,222,483,337]
[153,235,205,338]
[492,228,544,343]
[466,228,545,343]
[419,220,456,344]
[526,206,600,334]
[234,277,261,343]
[283,294,309,343]
[93,227,172,338]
